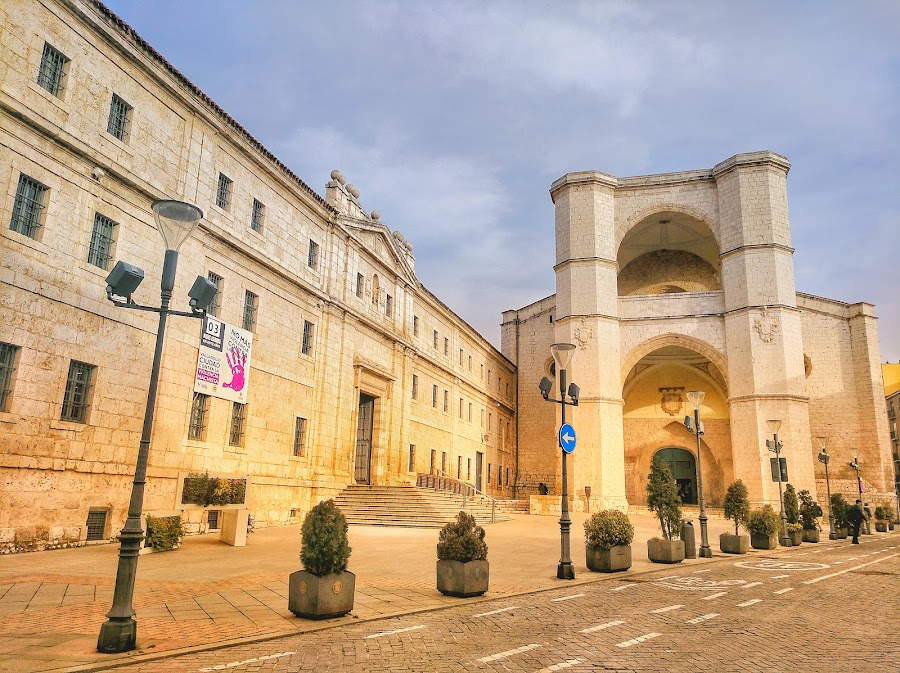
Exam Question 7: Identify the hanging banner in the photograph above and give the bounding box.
[193,316,253,403]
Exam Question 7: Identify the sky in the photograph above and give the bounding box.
[102,0,900,362]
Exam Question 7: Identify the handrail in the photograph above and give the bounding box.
[416,468,498,523]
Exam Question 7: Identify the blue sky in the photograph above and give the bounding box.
[103,0,900,362]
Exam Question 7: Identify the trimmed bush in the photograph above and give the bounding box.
[723,480,750,536]
[830,493,849,529]
[646,460,681,540]
[783,484,800,525]
[747,505,780,537]
[798,489,822,531]
[584,510,634,549]
[300,499,351,576]
[145,515,183,551]
[437,511,487,562]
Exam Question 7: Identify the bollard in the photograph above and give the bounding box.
[681,519,696,559]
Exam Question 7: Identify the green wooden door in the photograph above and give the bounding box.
[654,448,697,504]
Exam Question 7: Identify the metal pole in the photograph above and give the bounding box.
[98,249,177,653]
[823,454,836,539]
[694,407,711,557]
[774,433,790,547]
[557,367,574,580]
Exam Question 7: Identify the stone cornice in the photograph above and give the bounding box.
[549,171,617,202]
[720,242,795,259]
[712,151,791,178]
[553,257,618,273]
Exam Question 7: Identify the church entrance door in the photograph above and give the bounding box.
[355,394,375,484]
[654,447,697,505]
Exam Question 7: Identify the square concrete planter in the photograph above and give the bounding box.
[437,559,489,597]
[288,570,355,619]
[788,530,803,546]
[802,529,820,543]
[586,545,632,572]
[875,522,888,532]
[719,533,749,554]
[750,532,777,550]
[835,527,848,539]
[647,538,684,564]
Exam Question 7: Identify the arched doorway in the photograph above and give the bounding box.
[654,448,696,504]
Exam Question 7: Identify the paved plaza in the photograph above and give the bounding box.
[0,513,897,672]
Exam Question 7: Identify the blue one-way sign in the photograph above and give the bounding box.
[559,423,576,453]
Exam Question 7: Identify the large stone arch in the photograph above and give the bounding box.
[615,202,720,255]
[621,333,728,391]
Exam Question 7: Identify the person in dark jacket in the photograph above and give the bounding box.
[847,499,866,544]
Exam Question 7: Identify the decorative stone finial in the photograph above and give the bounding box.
[347,184,360,199]
[330,170,346,185]
[371,210,380,221]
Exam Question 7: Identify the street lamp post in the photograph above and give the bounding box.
[97,200,216,653]
[817,437,837,540]
[766,419,791,548]
[848,454,865,533]
[539,343,580,580]
[684,391,711,558]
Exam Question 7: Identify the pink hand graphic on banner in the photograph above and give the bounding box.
[223,347,247,391]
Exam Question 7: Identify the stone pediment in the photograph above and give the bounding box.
[343,217,417,285]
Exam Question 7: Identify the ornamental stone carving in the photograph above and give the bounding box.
[753,310,779,344]
[659,387,684,417]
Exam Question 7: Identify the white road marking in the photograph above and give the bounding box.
[772,574,791,579]
[611,583,637,591]
[773,588,794,595]
[199,652,295,671]
[551,593,585,602]
[650,604,684,614]
[615,632,661,648]
[742,582,763,588]
[846,557,858,561]
[657,575,679,580]
[687,613,719,624]
[737,599,762,607]
[366,625,425,639]
[535,659,584,673]
[692,569,712,574]
[473,606,518,617]
[478,643,542,663]
[701,591,727,600]
[802,553,900,585]
[833,561,844,564]
[580,620,625,633]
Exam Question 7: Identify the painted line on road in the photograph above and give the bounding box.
[832,561,844,564]
[773,588,794,594]
[687,613,719,624]
[846,557,858,561]
[615,632,661,648]
[535,659,585,673]
[657,575,679,580]
[742,582,763,588]
[366,625,425,639]
[650,604,684,614]
[478,643,541,663]
[701,591,727,600]
[198,652,295,671]
[580,620,625,633]
[802,553,900,585]
[772,574,790,579]
[692,569,712,574]
[551,593,585,603]
[737,599,762,607]
[611,583,637,592]
[473,606,518,617]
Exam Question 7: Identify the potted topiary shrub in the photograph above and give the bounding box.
[830,493,849,539]
[720,480,750,554]
[886,504,896,531]
[798,489,822,543]
[288,499,355,619]
[436,511,489,597]
[584,509,634,572]
[874,505,889,533]
[645,460,684,564]
[144,514,183,552]
[747,505,780,550]
[783,484,802,546]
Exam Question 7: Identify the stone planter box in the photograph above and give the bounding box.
[788,530,803,546]
[836,527,848,539]
[875,521,888,533]
[647,538,684,564]
[288,570,355,619]
[750,532,777,550]
[437,559,489,597]
[719,532,749,554]
[586,545,632,572]
[801,529,820,543]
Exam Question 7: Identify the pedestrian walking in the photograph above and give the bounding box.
[847,499,866,544]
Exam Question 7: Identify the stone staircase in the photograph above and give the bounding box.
[333,484,511,528]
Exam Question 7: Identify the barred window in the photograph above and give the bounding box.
[250,199,265,233]
[459,397,464,418]
[356,272,364,297]
[216,173,232,210]
[61,360,95,423]
[460,349,464,366]
[206,272,223,318]
[413,315,419,336]
[433,330,438,349]
[444,337,449,356]
[85,510,108,542]
[106,94,132,142]
[188,393,209,441]
[468,403,472,422]
[229,402,246,446]
[9,174,48,239]
[468,355,472,371]
[457,456,462,480]
[301,320,315,355]
[37,42,69,96]
[0,343,20,412]
[293,417,307,457]
[242,290,257,332]
[443,390,448,412]
[408,444,416,472]
[87,213,117,270]
[308,240,319,269]
[385,294,393,318]
[432,384,438,408]
[412,374,418,400]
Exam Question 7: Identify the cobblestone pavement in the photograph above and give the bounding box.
[86,535,900,673]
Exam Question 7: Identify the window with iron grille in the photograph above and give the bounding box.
[106,94,132,142]
[413,315,419,336]
[293,416,307,456]
[85,510,108,542]
[61,360,95,423]
[412,374,418,400]
[457,456,462,479]
[408,444,416,472]
[0,343,20,412]
[250,199,265,233]
[444,337,449,356]
[216,173,232,210]
[206,272,223,317]
[385,294,392,317]
[242,290,257,332]
[301,320,314,355]
[468,355,472,371]
[9,174,48,239]
[459,398,463,418]
[460,349,464,366]
[37,42,68,97]
[207,510,221,529]
[188,393,209,441]
[308,240,319,269]
[441,451,447,473]
[488,412,492,431]
[87,213,117,270]
[229,402,246,446]
[432,384,438,408]
[430,449,436,473]
[433,330,438,349]
[468,402,472,422]
[443,390,448,412]
[356,272,364,297]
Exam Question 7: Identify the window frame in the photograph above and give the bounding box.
[301,320,315,355]
[242,290,258,332]
[229,401,246,447]
[9,174,48,239]
[37,42,69,97]
[61,360,95,423]
[106,94,132,142]
[293,416,307,457]
[250,198,265,233]
[356,272,364,298]
[206,272,223,318]
[188,392,210,441]
[87,212,117,270]
[216,173,233,210]
[412,374,418,400]
[307,240,319,269]
[0,342,20,412]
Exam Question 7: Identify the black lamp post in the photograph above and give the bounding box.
[817,437,837,539]
[97,200,216,653]
[766,419,791,548]
[684,391,711,558]
[539,343,579,580]
[848,454,863,503]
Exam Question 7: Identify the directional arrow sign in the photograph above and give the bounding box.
[559,423,576,454]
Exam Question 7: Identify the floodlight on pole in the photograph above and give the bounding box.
[766,419,791,547]
[684,390,711,557]
[817,436,837,539]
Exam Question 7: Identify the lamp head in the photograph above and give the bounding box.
[188,275,218,313]
[105,260,145,301]
[567,382,579,405]
[687,390,705,410]
[766,419,782,435]
[816,436,827,451]
[538,376,552,400]
[549,343,576,371]
[152,199,203,251]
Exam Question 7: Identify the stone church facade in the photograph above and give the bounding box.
[503,153,894,511]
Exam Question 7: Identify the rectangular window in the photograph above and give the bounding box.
[408,444,416,472]
[506,421,511,447]
[293,417,307,457]
[216,173,232,210]
[106,94,132,142]
[468,355,472,371]
[356,273,364,297]
[85,510,108,542]
[441,452,447,474]
[206,272,223,318]
[37,42,69,96]
[443,390,448,412]
[301,320,315,355]
[0,343,20,412]
[488,369,492,385]
[412,374,418,400]
[433,330,438,349]
[385,294,393,317]
[250,198,265,233]
[188,393,209,441]
[242,290,257,332]
[480,409,484,427]
[488,464,491,483]
[467,458,471,480]
[488,412,492,431]
[9,174,48,239]
[308,240,319,269]
[499,423,504,445]
[505,382,509,397]
[459,349,464,366]
[229,402,246,446]
[506,467,509,486]
[459,398,464,418]
[61,360,95,423]
[457,456,462,480]
[444,337,449,356]
[468,402,472,422]
[430,449,436,473]
[87,213,117,270]
[432,385,438,408]
[413,316,419,336]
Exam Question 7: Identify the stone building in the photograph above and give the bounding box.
[884,364,900,500]
[503,154,894,511]
[0,0,515,551]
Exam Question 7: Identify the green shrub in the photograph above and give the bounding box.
[437,511,488,562]
[583,509,634,549]
[874,505,889,521]
[747,505,780,537]
[783,484,799,525]
[646,460,681,540]
[786,522,803,534]
[145,515,183,551]
[723,480,750,536]
[830,493,849,528]
[798,489,822,531]
[300,499,351,576]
